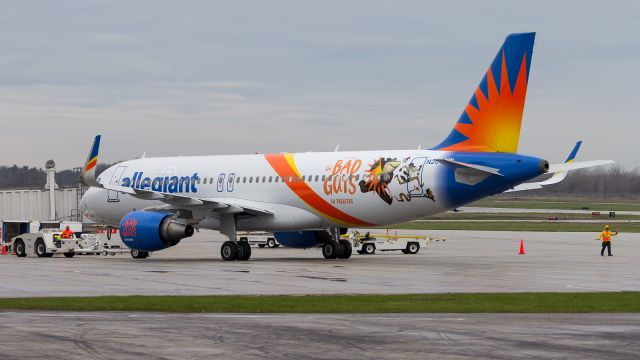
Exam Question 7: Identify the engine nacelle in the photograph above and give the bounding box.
[119,211,194,251]
[273,230,332,249]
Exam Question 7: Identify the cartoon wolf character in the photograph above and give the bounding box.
[394,159,436,202]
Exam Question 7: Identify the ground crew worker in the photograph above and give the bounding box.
[61,226,75,239]
[596,225,618,256]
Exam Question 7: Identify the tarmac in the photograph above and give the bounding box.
[1,229,639,359]
[1,229,639,297]
[1,312,639,359]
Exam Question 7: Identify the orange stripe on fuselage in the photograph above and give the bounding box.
[264,153,375,227]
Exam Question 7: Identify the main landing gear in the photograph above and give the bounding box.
[322,227,352,260]
[219,213,251,261]
[220,240,251,261]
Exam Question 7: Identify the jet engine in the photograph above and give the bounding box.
[119,211,194,251]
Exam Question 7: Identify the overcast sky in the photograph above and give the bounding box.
[1,1,638,170]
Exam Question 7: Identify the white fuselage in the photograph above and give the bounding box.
[81,149,451,231]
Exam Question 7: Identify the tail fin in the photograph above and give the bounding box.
[81,135,101,187]
[564,140,582,163]
[433,32,535,153]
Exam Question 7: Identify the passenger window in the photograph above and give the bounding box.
[249,177,253,183]
[301,175,305,182]
[355,174,360,181]
[210,177,214,184]
[236,177,241,183]
[262,176,266,183]
[275,176,279,183]
[315,175,319,182]
[269,176,273,183]
[243,177,247,183]
[203,178,207,184]
[322,175,326,181]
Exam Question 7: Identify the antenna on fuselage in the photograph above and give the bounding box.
[334,144,340,152]
[141,151,147,158]
[417,145,422,150]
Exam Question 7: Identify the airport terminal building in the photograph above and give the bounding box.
[0,160,86,241]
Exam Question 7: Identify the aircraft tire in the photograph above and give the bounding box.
[362,243,376,255]
[14,240,27,258]
[35,239,47,258]
[266,238,276,248]
[63,252,75,258]
[322,241,339,259]
[131,249,149,259]
[258,244,266,248]
[338,240,352,259]
[237,241,252,261]
[221,241,238,261]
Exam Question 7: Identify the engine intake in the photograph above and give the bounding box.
[119,211,194,251]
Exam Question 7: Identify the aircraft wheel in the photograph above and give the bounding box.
[131,249,149,259]
[258,244,266,248]
[406,242,420,254]
[44,253,54,257]
[14,240,27,258]
[338,240,352,259]
[63,252,75,258]
[221,241,238,261]
[362,243,376,255]
[322,241,340,259]
[236,241,252,261]
[35,239,47,258]
[266,238,276,248]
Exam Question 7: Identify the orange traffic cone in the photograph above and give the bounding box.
[1,245,6,255]
[519,239,525,255]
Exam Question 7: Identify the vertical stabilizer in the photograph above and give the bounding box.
[81,135,101,187]
[433,33,535,153]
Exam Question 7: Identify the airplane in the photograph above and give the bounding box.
[79,32,613,261]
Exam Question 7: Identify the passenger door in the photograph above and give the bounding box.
[107,166,127,202]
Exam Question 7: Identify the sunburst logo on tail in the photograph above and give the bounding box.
[433,32,535,153]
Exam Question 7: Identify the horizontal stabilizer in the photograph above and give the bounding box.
[435,158,504,176]
[548,160,614,173]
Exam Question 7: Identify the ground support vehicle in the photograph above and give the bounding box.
[344,230,445,255]
[238,233,280,248]
[10,230,101,258]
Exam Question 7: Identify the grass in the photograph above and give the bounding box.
[392,221,640,233]
[471,197,640,212]
[0,293,639,313]
[427,212,640,221]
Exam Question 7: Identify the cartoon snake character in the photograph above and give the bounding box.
[359,158,401,205]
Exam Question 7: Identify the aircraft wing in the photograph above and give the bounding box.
[506,141,614,193]
[102,181,274,216]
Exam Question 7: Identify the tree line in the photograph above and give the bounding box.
[504,165,640,200]
[0,164,112,189]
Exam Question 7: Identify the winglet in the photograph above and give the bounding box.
[81,135,101,187]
